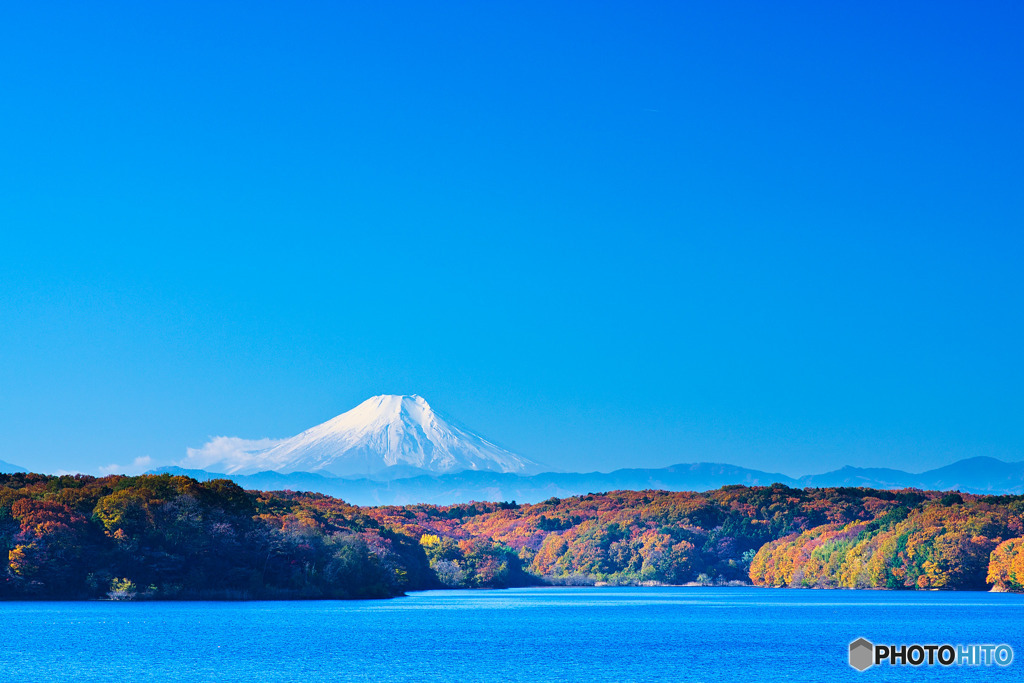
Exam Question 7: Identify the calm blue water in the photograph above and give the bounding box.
[2,587,1022,682]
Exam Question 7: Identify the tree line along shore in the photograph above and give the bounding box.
[1,473,1022,599]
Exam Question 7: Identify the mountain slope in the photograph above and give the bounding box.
[795,457,1024,492]
[0,459,27,473]
[194,395,540,478]
[155,457,1024,506]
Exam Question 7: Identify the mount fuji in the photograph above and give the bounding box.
[184,395,541,479]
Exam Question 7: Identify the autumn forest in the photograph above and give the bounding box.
[2,472,1024,600]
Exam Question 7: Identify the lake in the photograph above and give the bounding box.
[2,587,1022,681]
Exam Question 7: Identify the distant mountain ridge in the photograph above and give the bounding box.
[0,460,26,473]
[148,456,1024,506]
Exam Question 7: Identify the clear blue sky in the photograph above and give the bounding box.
[1,2,1021,477]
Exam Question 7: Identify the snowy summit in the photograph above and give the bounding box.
[185,395,540,479]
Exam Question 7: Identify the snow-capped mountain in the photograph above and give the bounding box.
[185,395,540,478]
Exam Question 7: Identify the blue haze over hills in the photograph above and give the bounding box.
[145,456,1024,506]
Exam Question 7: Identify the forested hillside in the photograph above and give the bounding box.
[365,485,1024,591]
[0,473,436,599]
[2,474,1023,599]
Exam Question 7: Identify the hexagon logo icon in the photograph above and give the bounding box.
[849,638,874,671]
